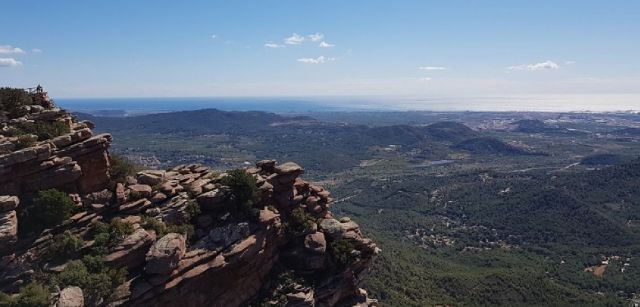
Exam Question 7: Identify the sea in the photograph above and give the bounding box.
[56,95,640,116]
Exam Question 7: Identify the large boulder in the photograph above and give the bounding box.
[104,228,156,269]
[196,188,228,211]
[319,218,344,239]
[137,171,165,186]
[145,233,186,275]
[304,232,327,254]
[128,184,153,198]
[274,162,304,175]
[56,286,84,307]
[319,218,360,240]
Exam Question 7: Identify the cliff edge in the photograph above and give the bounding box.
[0,88,378,307]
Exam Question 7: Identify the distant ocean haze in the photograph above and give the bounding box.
[57,95,640,116]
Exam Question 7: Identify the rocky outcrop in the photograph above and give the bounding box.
[0,88,377,307]
[0,195,19,253]
[0,210,18,253]
[0,90,112,196]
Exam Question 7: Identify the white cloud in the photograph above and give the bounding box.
[32,48,43,53]
[0,45,25,54]
[210,34,217,39]
[308,33,324,42]
[297,56,335,64]
[318,41,334,48]
[0,58,22,67]
[264,42,283,48]
[508,60,560,71]
[564,60,576,65]
[419,66,446,71]
[284,33,305,45]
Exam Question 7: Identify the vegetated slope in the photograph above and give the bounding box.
[448,163,640,246]
[76,111,474,172]
[77,109,315,135]
[452,137,541,156]
[580,153,635,166]
[612,127,640,136]
[332,159,640,306]
[513,119,553,133]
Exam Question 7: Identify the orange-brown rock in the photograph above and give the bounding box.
[0,91,378,307]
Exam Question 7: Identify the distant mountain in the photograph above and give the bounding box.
[365,125,429,144]
[76,110,537,170]
[75,108,316,135]
[422,121,477,142]
[452,137,541,155]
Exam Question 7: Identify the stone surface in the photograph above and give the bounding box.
[0,195,19,212]
[195,222,251,250]
[274,162,304,175]
[304,232,327,254]
[129,184,153,198]
[150,192,167,204]
[116,183,126,204]
[137,171,165,186]
[104,228,156,269]
[0,210,18,251]
[319,218,346,239]
[56,286,84,307]
[196,189,228,210]
[146,233,186,275]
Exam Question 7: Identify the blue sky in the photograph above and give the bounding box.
[1,0,639,107]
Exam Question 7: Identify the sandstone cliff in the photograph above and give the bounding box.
[0,88,378,307]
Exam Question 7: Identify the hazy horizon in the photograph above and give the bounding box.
[56,94,640,113]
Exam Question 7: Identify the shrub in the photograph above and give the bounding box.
[14,282,49,307]
[22,189,76,234]
[166,224,194,239]
[41,231,84,262]
[90,219,134,254]
[286,208,317,236]
[56,259,127,305]
[257,271,308,307]
[0,87,32,119]
[220,169,260,217]
[0,291,15,305]
[182,200,201,223]
[141,216,167,237]
[141,215,194,239]
[329,239,357,267]
[109,154,140,184]
[14,121,70,141]
[13,135,36,150]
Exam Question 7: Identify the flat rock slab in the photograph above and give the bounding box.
[0,195,19,212]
